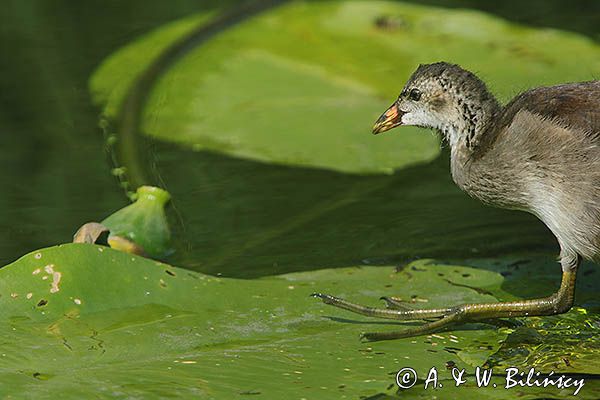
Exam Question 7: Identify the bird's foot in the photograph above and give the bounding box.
[311,292,458,341]
[311,270,577,341]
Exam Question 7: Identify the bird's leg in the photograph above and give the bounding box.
[313,252,580,341]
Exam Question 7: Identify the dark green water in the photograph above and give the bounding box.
[0,0,598,278]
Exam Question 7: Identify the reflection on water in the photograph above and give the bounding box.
[0,0,598,278]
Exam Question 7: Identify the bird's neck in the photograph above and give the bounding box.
[444,93,501,157]
[443,92,501,191]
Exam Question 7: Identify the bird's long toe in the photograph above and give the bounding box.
[380,296,412,311]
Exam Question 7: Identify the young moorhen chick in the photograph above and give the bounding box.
[313,62,600,341]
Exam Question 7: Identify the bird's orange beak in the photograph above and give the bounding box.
[372,102,404,134]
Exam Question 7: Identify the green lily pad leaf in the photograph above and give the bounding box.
[101,186,172,259]
[89,12,217,118]
[2,246,600,398]
[89,1,600,175]
[0,244,516,398]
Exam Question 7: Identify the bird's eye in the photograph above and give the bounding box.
[409,88,422,101]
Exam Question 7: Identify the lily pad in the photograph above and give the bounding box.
[0,244,513,398]
[2,246,599,398]
[90,1,600,175]
[89,12,217,119]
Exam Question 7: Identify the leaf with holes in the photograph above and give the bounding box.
[2,245,600,398]
[0,244,509,398]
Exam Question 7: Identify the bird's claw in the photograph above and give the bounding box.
[310,292,339,305]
